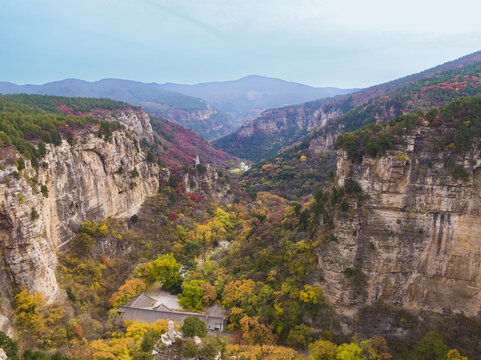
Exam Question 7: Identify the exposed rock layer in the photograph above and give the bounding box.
[320,127,481,317]
[0,110,162,334]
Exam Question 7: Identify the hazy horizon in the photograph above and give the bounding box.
[1,0,480,88]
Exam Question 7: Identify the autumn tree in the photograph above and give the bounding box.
[239,315,275,345]
[151,253,182,292]
[309,339,337,360]
[109,278,147,308]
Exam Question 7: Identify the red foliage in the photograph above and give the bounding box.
[72,324,83,338]
[169,211,178,220]
[188,194,202,203]
[57,105,75,114]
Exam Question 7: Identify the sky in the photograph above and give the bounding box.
[1,0,481,88]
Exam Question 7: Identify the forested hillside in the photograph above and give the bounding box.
[214,51,481,164]
[236,51,481,200]
[2,94,481,359]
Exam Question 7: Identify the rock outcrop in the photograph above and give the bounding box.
[0,110,163,335]
[106,108,155,142]
[184,165,234,205]
[319,126,481,317]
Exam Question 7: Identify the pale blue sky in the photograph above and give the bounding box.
[1,0,480,88]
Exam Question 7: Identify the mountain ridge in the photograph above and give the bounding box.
[0,78,236,140]
[215,50,481,163]
[159,75,357,126]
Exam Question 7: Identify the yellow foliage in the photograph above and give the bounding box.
[299,285,323,304]
[90,337,135,360]
[300,155,307,162]
[227,344,298,360]
[123,319,169,340]
[447,349,467,360]
[98,224,108,235]
[309,339,338,360]
[394,152,409,161]
[239,315,275,345]
[222,279,257,309]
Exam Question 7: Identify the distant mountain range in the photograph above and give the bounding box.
[214,50,481,163]
[0,78,236,140]
[0,76,355,140]
[160,75,357,126]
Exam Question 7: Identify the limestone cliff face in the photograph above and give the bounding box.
[318,126,481,317]
[184,165,234,205]
[0,110,164,334]
[105,108,155,142]
[237,105,340,138]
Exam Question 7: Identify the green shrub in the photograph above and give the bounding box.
[40,185,49,198]
[0,331,19,360]
[182,339,199,358]
[181,317,207,338]
[286,324,312,349]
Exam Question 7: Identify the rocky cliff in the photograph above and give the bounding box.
[183,164,235,205]
[320,126,481,318]
[0,110,164,335]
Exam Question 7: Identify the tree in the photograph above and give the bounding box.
[286,324,312,349]
[200,337,226,360]
[335,343,362,360]
[109,279,147,308]
[146,151,155,162]
[179,280,204,310]
[239,315,275,345]
[182,339,199,357]
[0,331,19,360]
[140,329,160,352]
[151,254,182,291]
[200,282,217,306]
[309,339,337,360]
[181,317,207,337]
[413,331,448,360]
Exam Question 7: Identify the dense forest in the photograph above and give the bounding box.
[0,94,126,168]
[3,95,481,359]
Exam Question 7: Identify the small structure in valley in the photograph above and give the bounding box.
[119,292,227,331]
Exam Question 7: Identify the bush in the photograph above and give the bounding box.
[449,165,470,182]
[344,178,362,194]
[0,331,19,360]
[196,164,207,174]
[200,337,226,360]
[140,329,159,352]
[131,167,140,178]
[181,317,207,338]
[40,185,48,198]
[413,331,448,360]
[182,339,199,358]
[286,324,312,349]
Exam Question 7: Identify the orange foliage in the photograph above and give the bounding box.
[109,278,146,308]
